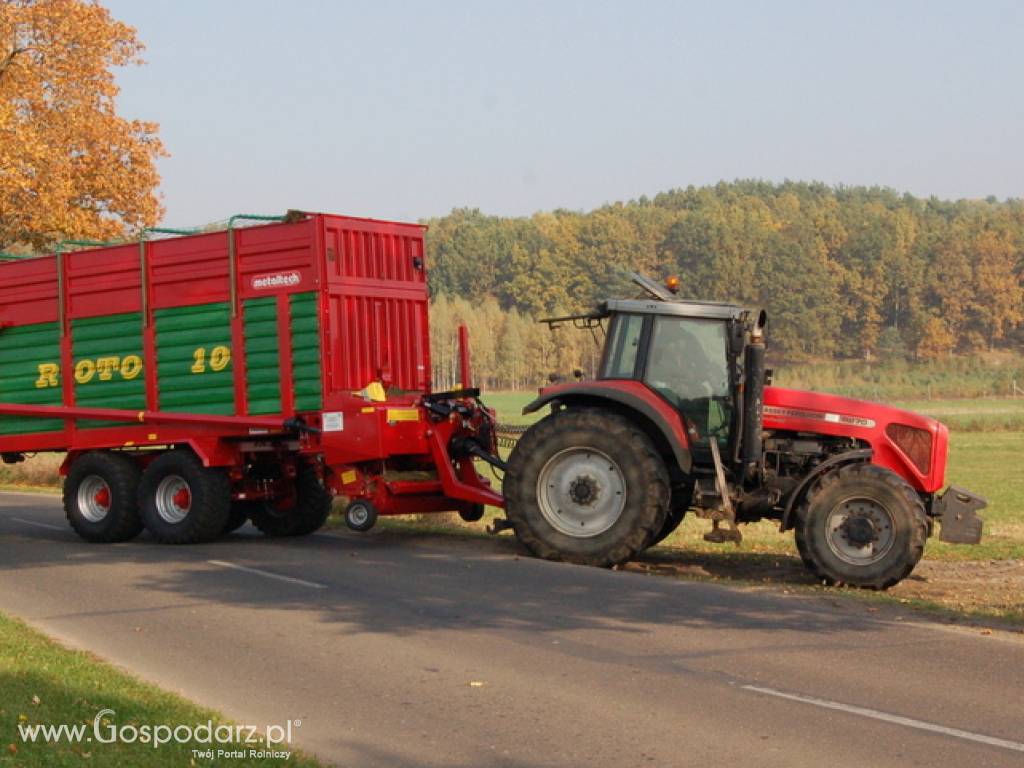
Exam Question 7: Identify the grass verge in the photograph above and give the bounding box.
[0,613,321,767]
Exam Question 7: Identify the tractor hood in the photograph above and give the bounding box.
[763,386,949,494]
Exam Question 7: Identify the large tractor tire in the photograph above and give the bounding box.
[504,408,669,567]
[138,450,231,544]
[250,463,333,537]
[63,451,144,543]
[796,463,928,589]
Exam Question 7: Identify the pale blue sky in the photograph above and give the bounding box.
[105,0,1024,228]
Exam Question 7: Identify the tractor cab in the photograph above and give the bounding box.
[543,273,767,475]
[505,272,984,589]
[601,298,743,456]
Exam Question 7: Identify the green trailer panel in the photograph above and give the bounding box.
[0,322,64,435]
[291,292,322,412]
[155,302,234,415]
[72,312,146,428]
[243,296,282,415]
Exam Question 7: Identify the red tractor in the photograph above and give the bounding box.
[501,275,985,589]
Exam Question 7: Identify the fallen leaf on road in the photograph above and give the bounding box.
[980,629,993,635]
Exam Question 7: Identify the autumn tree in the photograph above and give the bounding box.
[422,181,1024,369]
[969,226,1023,349]
[0,0,164,250]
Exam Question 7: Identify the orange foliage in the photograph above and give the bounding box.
[0,0,165,250]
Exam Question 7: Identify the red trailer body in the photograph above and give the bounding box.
[0,213,502,543]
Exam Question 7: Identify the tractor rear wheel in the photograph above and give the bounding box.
[504,408,669,567]
[646,481,694,549]
[63,451,144,543]
[250,463,333,537]
[796,463,928,589]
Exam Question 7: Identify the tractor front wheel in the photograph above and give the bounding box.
[796,463,928,589]
[504,408,669,567]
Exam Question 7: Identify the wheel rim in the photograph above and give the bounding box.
[77,475,112,523]
[155,475,192,524]
[536,447,626,538]
[349,505,369,526]
[825,496,896,566]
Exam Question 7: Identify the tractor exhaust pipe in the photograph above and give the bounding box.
[741,311,767,477]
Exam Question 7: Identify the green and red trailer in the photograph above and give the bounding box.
[0,212,503,543]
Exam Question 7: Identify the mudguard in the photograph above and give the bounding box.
[779,448,873,531]
[522,381,692,473]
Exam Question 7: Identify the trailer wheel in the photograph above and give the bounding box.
[344,500,377,532]
[221,505,250,535]
[504,408,669,567]
[249,463,333,537]
[458,503,485,523]
[796,463,928,589]
[63,452,144,543]
[138,450,231,544]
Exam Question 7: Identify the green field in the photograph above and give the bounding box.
[485,389,1024,431]
[891,398,1024,432]
[0,613,321,767]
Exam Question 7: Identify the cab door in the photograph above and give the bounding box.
[640,315,734,454]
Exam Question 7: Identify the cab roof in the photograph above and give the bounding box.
[601,298,746,321]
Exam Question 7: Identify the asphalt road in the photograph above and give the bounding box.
[1,491,1022,767]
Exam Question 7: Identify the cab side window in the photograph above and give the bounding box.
[644,316,731,445]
